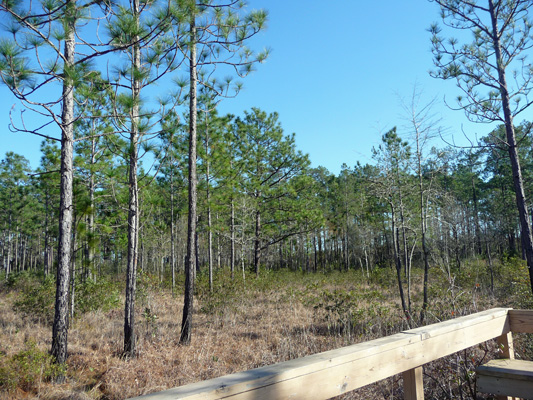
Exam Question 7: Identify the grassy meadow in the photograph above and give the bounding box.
[1,259,533,400]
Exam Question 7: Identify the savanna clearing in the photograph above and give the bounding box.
[1,259,533,400]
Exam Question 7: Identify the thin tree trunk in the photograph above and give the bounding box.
[254,207,261,277]
[88,135,96,282]
[44,193,50,276]
[180,14,197,345]
[205,116,213,292]
[51,9,75,373]
[417,138,430,323]
[6,218,12,279]
[123,0,141,356]
[487,239,494,294]
[21,236,27,272]
[230,195,235,279]
[489,0,533,294]
[313,233,317,272]
[472,176,482,255]
[391,203,410,328]
[14,228,19,272]
[216,214,221,270]
[170,152,176,293]
[70,225,77,323]
[318,229,324,271]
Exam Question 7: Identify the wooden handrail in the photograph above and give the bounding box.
[129,308,533,400]
[508,309,533,333]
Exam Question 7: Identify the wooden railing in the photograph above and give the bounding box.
[129,308,533,400]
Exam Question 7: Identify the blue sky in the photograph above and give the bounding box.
[2,0,533,175]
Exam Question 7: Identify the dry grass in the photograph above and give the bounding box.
[0,262,529,400]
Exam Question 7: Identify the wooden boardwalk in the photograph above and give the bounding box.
[128,308,533,400]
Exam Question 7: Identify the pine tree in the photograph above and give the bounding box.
[371,128,412,325]
[236,108,316,276]
[430,0,533,293]
[176,0,268,345]
[0,0,121,371]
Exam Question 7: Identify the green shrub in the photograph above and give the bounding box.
[5,270,45,292]
[136,270,160,307]
[0,341,65,392]
[369,266,396,287]
[75,277,121,314]
[11,271,121,322]
[13,275,56,324]
[196,270,242,315]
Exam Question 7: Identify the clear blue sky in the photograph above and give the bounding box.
[2,0,533,175]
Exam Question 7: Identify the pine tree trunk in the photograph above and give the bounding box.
[318,230,324,271]
[124,0,141,356]
[180,15,197,345]
[230,195,235,279]
[216,214,221,270]
[391,203,410,328]
[44,193,50,276]
[489,0,533,294]
[254,207,261,277]
[51,8,75,373]
[170,155,176,293]
[417,139,430,323]
[88,136,96,282]
[70,226,77,323]
[472,176,482,255]
[205,119,213,292]
[313,233,317,272]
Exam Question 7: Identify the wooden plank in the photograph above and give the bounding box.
[477,359,533,380]
[497,332,515,359]
[497,328,516,399]
[477,375,532,400]
[130,308,511,400]
[403,367,424,400]
[509,309,533,333]
[477,359,533,399]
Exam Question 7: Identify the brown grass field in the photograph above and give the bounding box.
[0,260,532,400]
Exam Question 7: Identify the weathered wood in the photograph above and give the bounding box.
[477,359,533,400]
[509,309,533,333]
[130,308,511,400]
[403,367,424,400]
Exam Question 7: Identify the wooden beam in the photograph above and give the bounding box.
[508,309,533,333]
[477,359,533,400]
[496,332,517,400]
[403,367,424,400]
[497,332,515,359]
[129,308,511,400]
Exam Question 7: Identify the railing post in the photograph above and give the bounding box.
[497,331,515,359]
[496,329,517,400]
[403,366,424,400]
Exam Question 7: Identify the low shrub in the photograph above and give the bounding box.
[0,340,65,393]
[75,277,121,315]
[12,274,55,324]
[10,271,121,322]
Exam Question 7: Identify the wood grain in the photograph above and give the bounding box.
[129,308,512,400]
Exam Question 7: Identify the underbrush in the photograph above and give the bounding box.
[0,258,531,399]
[6,271,122,324]
[0,340,65,393]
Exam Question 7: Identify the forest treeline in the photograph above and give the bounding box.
[1,116,532,312]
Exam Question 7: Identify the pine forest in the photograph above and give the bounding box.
[1,0,533,399]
